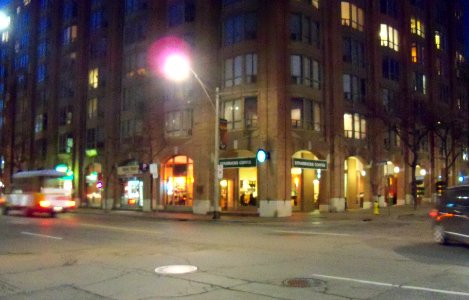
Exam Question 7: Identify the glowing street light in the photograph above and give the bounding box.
[162,54,191,82]
[155,39,221,219]
[0,11,10,31]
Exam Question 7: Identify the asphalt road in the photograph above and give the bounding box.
[0,211,468,300]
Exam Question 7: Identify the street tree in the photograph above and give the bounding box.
[433,112,469,185]
[370,95,438,209]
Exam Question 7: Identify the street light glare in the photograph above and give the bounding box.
[0,11,10,31]
[147,36,192,79]
[163,54,190,82]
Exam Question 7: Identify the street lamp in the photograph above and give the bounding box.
[162,53,221,219]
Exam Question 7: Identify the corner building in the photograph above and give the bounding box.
[0,0,468,216]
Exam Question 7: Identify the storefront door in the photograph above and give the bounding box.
[163,155,194,207]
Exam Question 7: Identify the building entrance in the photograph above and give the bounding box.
[291,151,324,212]
[219,152,257,211]
[163,155,194,207]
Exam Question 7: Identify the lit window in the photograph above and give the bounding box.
[341,1,364,31]
[410,17,425,37]
[344,113,366,139]
[380,24,399,51]
[88,68,99,88]
[1,32,9,43]
[434,31,441,49]
[223,99,242,130]
[410,42,424,64]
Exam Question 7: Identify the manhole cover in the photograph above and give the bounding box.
[283,278,327,290]
[155,265,198,275]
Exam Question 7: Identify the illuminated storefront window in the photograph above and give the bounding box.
[291,167,302,207]
[122,179,143,207]
[238,167,257,207]
[85,163,102,208]
[163,155,194,206]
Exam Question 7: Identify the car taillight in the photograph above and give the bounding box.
[66,200,76,208]
[435,212,454,221]
[429,209,439,219]
[39,200,52,208]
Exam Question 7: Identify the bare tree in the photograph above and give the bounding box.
[434,114,469,185]
[370,96,437,209]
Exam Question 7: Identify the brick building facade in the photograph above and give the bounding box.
[0,0,468,216]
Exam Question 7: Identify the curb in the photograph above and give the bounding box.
[71,205,432,224]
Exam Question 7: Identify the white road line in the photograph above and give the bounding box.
[273,230,352,237]
[311,273,469,297]
[21,231,63,240]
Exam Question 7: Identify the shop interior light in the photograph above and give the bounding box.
[86,172,98,181]
[291,168,302,175]
[55,164,68,173]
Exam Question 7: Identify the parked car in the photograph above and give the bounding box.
[429,185,469,245]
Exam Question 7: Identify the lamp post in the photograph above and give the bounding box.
[163,54,221,219]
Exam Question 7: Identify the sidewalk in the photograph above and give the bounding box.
[74,202,433,224]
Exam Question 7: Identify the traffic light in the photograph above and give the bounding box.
[435,181,446,195]
[415,180,425,196]
[256,149,270,163]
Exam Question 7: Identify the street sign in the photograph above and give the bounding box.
[217,164,223,179]
[219,157,256,168]
[292,158,328,170]
[149,163,158,178]
[117,165,139,176]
